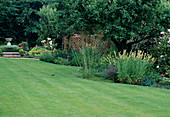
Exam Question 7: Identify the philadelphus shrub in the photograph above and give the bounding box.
[156,29,170,77]
[41,37,54,50]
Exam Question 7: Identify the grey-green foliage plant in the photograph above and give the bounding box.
[114,50,155,84]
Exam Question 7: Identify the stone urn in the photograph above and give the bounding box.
[5,38,13,46]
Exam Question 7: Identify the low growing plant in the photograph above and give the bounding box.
[19,42,28,51]
[0,45,21,52]
[39,51,55,63]
[19,49,25,57]
[29,46,47,56]
[53,49,68,59]
[99,65,117,82]
[54,57,69,65]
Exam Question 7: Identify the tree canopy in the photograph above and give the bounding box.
[0,0,169,50]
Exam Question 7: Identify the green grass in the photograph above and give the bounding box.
[0,58,170,117]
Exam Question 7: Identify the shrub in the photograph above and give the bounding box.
[19,49,25,57]
[158,77,170,86]
[0,49,2,56]
[99,65,117,82]
[39,51,55,63]
[114,50,155,84]
[150,29,170,77]
[53,49,68,59]
[19,42,28,51]
[54,57,69,65]
[69,53,83,66]
[141,74,158,86]
[0,45,21,52]
[29,46,47,56]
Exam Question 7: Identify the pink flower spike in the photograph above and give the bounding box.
[160,32,164,34]
[168,40,170,44]
[161,74,163,76]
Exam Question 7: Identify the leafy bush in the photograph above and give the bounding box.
[54,57,69,65]
[29,46,47,56]
[39,51,54,63]
[19,42,28,51]
[0,45,21,52]
[99,65,117,82]
[53,49,68,59]
[0,49,2,56]
[19,49,25,57]
[158,77,170,85]
[150,29,170,77]
[141,74,158,86]
[69,53,83,66]
[114,50,155,84]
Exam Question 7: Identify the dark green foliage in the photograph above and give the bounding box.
[0,0,43,46]
[40,0,169,52]
[19,42,28,51]
[54,57,69,65]
[0,49,2,56]
[69,53,83,66]
[19,49,25,57]
[150,30,170,77]
[159,77,170,86]
[0,45,21,52]
[141,76,156,86]
[53,49,68,59]
[39,51,55,63]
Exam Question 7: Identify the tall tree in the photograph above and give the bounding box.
[41,0,169,51]
[0,0,43,46]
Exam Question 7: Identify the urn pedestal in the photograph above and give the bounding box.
[5,38,13,46]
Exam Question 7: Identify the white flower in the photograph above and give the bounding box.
[157,66,159,68]
[49,41,53,45]
[160,55,164,58]
[41,40,46,43]
[158,42,161,45]
[168,29,170,33]
[47,38,51,41]
[160,32,164,34]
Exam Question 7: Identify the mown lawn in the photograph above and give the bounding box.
[0,58,170,117]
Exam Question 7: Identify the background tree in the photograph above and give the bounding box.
[0,0,43,46]
[43,0,169,51]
